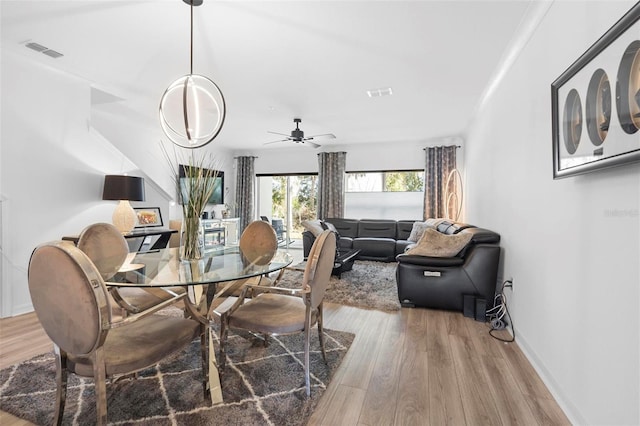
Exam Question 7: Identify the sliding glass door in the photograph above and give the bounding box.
[257,174,317,243]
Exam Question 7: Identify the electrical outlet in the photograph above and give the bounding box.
[505,277,513,289]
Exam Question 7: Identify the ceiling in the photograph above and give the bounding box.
[1,0,536,152]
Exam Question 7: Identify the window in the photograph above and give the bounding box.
[344,170,424,220]
[346,170,424,192]
[257,174,318,241]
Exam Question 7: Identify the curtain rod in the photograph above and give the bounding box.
[423,145,461,150]
[233,156,258,159]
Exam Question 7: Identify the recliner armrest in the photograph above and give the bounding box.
[302,231,316,259]
[395,254,464,267]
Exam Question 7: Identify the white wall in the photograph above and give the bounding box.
[0,50,233,316]
[464,1,639,424]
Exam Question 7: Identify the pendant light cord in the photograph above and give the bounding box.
[190,2,194,74]
[183,1,194,141]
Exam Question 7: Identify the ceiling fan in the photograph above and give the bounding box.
[264,118,336,148]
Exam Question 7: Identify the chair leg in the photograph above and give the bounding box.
[92,348,108,426]
[200,324,209,399]
[317,304,327,363]
[53,345,67,426]
[304,317,311,397]
[219,315,228,369]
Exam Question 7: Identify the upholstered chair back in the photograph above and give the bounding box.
[77,222,128,280]
[239,220,278,266]
[303,230,336,309]
[28,241,110,356]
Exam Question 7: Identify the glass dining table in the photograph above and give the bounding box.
[105,245,293,404]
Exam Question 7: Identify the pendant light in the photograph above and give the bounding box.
[159,0,226,148]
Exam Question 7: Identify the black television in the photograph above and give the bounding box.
[178,164,224,205]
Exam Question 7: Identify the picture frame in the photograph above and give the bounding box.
[551,3,640,179]
[133,207,163,228]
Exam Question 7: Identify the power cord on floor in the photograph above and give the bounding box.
[486,279,515,343]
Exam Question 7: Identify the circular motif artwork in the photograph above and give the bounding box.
[585,69,611,146]
[563,89,583,154]
[615,40,640,134]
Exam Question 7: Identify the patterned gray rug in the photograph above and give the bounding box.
[279,260,401,312]
[0,327,354,425]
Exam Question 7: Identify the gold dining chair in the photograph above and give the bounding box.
[77,222,186,315]
[209,220,281,308]
[218,230,336,396]
[27,241,208,425]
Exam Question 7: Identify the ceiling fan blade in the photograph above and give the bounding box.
[263,139,289,145]
[307,133,336,140]
[304,140,321,148]
[267,131,291,137]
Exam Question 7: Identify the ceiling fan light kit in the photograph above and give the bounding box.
[159,0,225,149]
[265,118,336,149]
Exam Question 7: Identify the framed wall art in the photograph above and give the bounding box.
[133,207,163,228]
[551,3,640,179]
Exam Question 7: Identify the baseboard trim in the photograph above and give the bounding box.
[514,326,585,425]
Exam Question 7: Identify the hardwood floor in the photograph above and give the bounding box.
[0,303,570,425]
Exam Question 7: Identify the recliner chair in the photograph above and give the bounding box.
[395,225,501,316]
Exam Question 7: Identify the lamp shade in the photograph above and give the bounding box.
[102,175,145,201]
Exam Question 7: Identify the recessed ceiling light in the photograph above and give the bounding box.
[366,87,393,98]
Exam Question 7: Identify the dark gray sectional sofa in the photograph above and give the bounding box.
[303,217,502,319]
[302,218,417,262]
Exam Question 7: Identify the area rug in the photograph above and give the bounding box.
[0,327,354,425]
[280,260,401,312]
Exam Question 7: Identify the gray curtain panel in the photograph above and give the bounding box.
[423,145,457,219]
[235,156,255,233]
[317,151,347,219]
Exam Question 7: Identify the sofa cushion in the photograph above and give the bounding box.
[338,237,353,250]
[325,218,359,238]
[396,220,417,240]
[405,228,472,257]
[352,237,396,259]
[395,240,414,255]
[357,220,397,239]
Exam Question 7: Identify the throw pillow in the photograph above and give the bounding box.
[424,218,449,228]
[407,221,432,242]
[320,221,341,257]
[320,220,340,237]
[406,228,472,257]
[301,219,324,237]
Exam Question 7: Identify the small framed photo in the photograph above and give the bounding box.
[133,207,163,228]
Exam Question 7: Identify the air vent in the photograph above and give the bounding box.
[366,87,393,98]
[24,41,64,58]
[42,49,63,58]
[26,42,47,52]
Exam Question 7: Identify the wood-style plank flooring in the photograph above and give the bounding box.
[0,302,569,425]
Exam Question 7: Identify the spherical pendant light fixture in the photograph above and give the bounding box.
[159,0,225,148]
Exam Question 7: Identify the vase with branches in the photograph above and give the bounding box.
[163,145,221,261]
